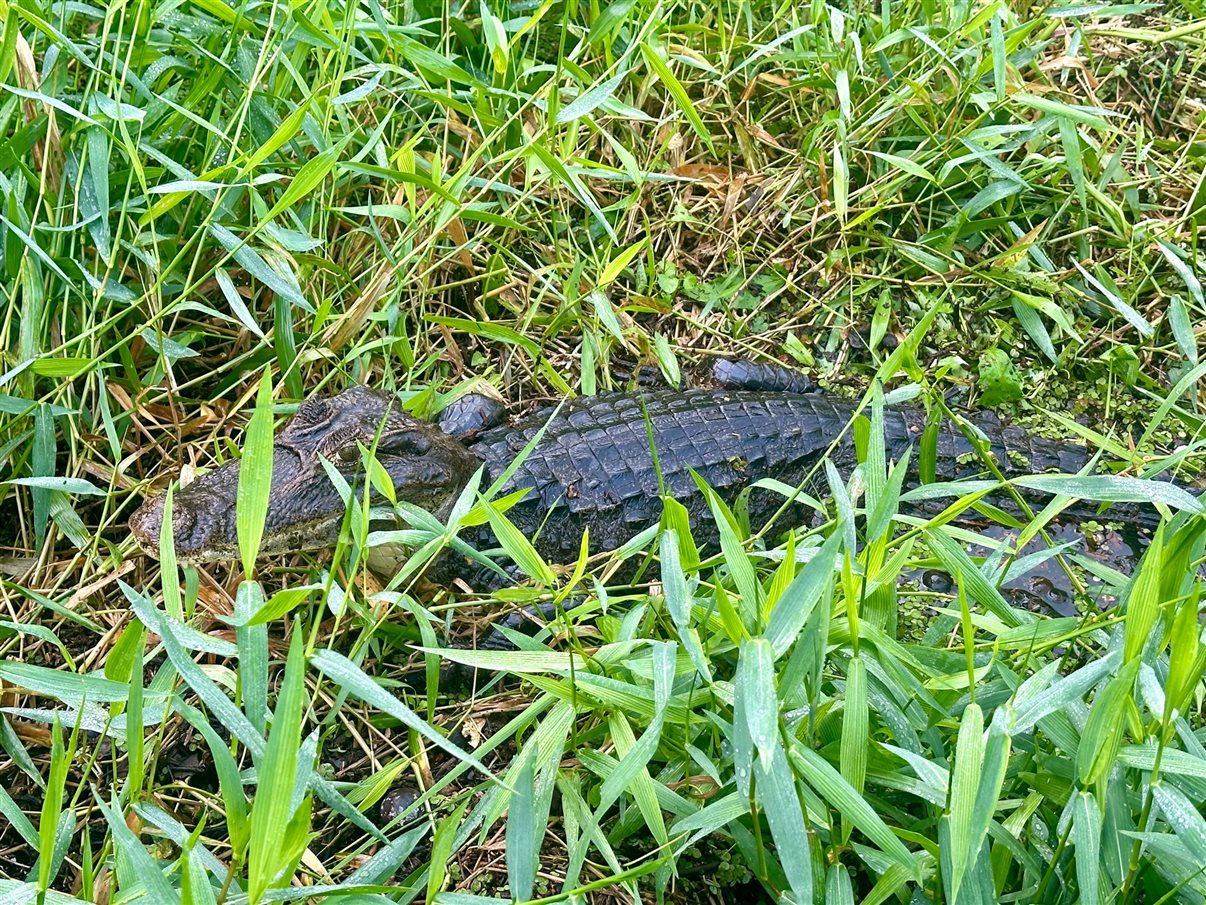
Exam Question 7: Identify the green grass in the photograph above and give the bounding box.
[3,0,1206,901]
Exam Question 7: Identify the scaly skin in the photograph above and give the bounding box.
[445,387,1091,567]
[130,382,1094,581]
[128,386,481,562]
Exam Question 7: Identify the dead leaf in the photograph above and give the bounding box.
[445,216,475,274]
[740,71,792,103]
[722,174,749,226]
[65,560,135,611]
[670,164,731,181]
[462,715,486,748]
[745,121,791,152]
[323,259,399,351]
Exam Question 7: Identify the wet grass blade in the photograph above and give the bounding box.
[693,473,761,627]
[158,487,182,620]
[1072,791,1103,905]
[1012,474,1201,513]
[765,530,842,657]
[311,650,498,782]
[246,627,308,904]
[756,743,812,904]
[1077,659,1140,787]
[427,796,469,902]
[177,702,250,869]
[739,639,778,772]
[1124,523,1166,665]
[36,715,70,895]
[235,580,269,735]
[839,654,868,826]
[639,41,713,152]
[658,530,711,680]
[789,744,916,876]
[1152,782,1206,866]
[119,622,145,804]
[925,529,1024,628]
[483,499,555,586]
[237,374,275,576]
[506,752,537,903]
[97,794,181,903]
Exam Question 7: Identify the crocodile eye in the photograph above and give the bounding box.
[335,446,360,464]
[295,396,331,425]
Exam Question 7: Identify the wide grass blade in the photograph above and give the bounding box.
[639,41,713,152]
[1072,791,1104,905]
[944,702,984,903]
[482,499,555,586]
[1124,523,1166,665]
[658,530,711,679]
[235,580,269,736]
[739,639,779,775]
[766,530,842,657]
[693,473,762,627]
[426,797,469,903]
[36,716,70,895]
[839,654,869,810]
[1012,474,1201,513]
[311,649,497,781]
[789,745,916,876]
[97,794,181,903]
[506,752,537,903]
[246,627,308,904]
[237,374,275,576]
[925,529,1025,628]
[1152,782,1206,865]
[1078,659,1140,787]
[757,743,812,904]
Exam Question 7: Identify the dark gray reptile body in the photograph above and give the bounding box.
[451,387,1092,569]
[130,372,1107,576]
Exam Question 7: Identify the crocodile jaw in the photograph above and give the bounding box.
[128,386,481,564]
[130,484,348,563]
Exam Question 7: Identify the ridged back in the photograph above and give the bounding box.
[462,388,1094,558]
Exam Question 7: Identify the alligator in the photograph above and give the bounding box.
[130,359,1103,583]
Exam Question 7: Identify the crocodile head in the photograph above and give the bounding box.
[129,386,482,563]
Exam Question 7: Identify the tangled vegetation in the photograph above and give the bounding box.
[3,0,1206,901]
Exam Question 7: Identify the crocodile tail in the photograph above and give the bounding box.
[997,424,1096,477]
[918,412,1093,482]
[951,418,1180,533]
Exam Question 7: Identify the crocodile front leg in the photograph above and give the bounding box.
[437,392,508,440]
[614,356,816,394]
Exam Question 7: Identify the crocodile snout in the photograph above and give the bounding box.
[129,491,203,559]
[129,493,166,554]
